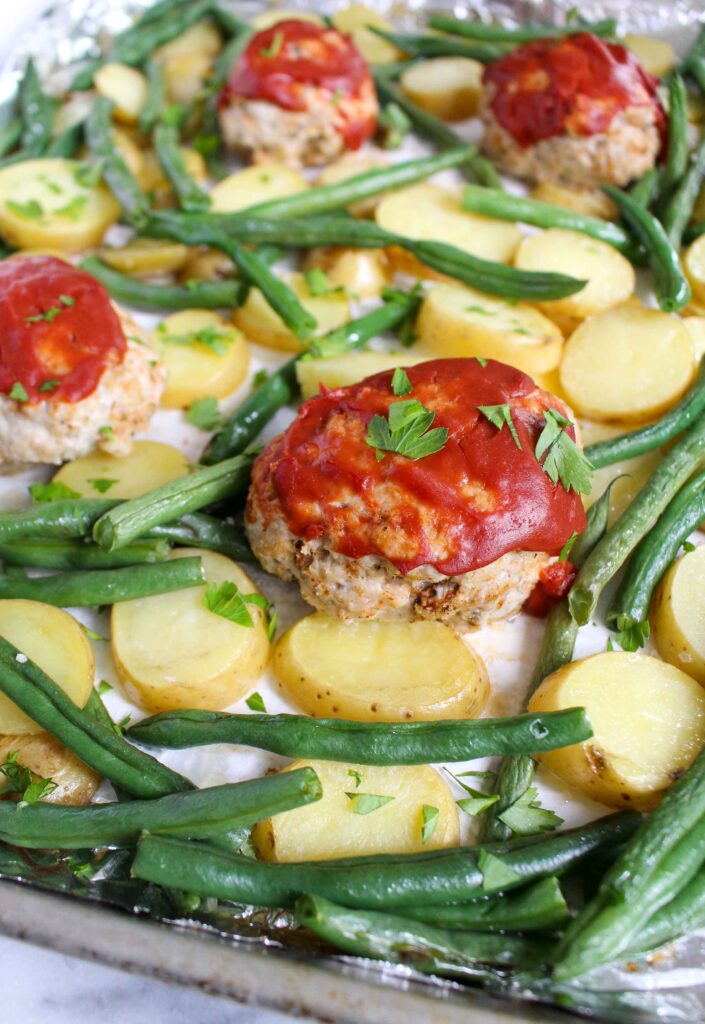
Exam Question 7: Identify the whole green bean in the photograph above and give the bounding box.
[206,4,249,36]
[626,868,705,958]
[127,707,591,762]
[147,513,253,562]
[131,812,639,909]
[19,59,56,157]
[154,122,210,213]
[0,498,118,543]
[584,358,705,468]
[687,54,705,99]
[684,221,705,245]
[309,286,423,357]
[80,255,246,311]
[569,409,705,624]
[0,118,21,158]
[461,185,632,253]
[86,97,149,223]
[138,60,166,134]
[46,122,84,159]
[0,557,203,606]
[427,14,617,42]
[209,25,254,96]
[629,166,661,210]
[93,451,254,551]
[370,28,509,63]
[404,878,570,932]
[661,74,689,197]
[602,185,691,312]
[0,636,192,798]
[0,770,320,849]
[0,537,170,569]
[661,134,705,252]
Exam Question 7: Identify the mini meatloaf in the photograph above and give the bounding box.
[218,19,378,167]
[0,256,165,466]
[247,358,587,629]
[480,33,666,189]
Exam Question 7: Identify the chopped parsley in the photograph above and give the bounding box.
[246,691,267,713]
[477,403,521,450]
[498,786,563,837]
[345,792,394,815]
[38,174,62,195]
[391,367,412,396]
[192,134,219,159]
[58,294,75,307]
[535,408,593,495]
[612,613,651,652]
[0,751,56,806]
[9,382,28,403]
[88,478,118,493]
[466,304,492,316]
[56,195,88,221]
[204,581,277,640]
[366,398,448,462]
[74,161,104,188]
[185,396,222,431]
[478,849,521,891]
[421,804,439,843]
[6,198,44,220]
[683,540,697,553]
[81,625,108,642]
[559,531,578,562]
[96,680,113,695]
[304,267,341,298]
[252,368,269,388]
[25,293,76,325]
[98,424,114,441]
[446,768,498,817]
[378,101,411,149]
[29,481,80,503]
[474,356,488,368]
[260,30,284,58]
[114,713,132,735]
[159,322,234,356]
[347,769,362,789]
[39,379,60,393]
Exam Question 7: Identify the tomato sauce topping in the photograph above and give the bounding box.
[0,256,127,404]
[263,358,586,577]
[220,20,377,148]
[524,559,577,617]
[483,32,666,148]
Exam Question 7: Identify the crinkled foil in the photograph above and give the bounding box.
[2,1,705,1022]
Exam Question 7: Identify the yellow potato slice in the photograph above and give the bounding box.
[0,158,120,252]
[153,20,222,104]
[252,759,460,861]
[273,615,489,722]
[332,5,403,64]
[154,20,223,62]
[684,234,705,306]
[94,63,148,124]
[53,440,190,499]
[233,271,350,353]
[652,546,705,685]
[99,238,190,277]
[296,350,431,400]
[0,601,94,734]
[252,10,323,29]
[317,152,389,217]
[580,421,662,523]
[530,182,618,221]
[113,128,146,181]
[303,246,391,298]
[0,732,100,805]
[210,164,309,214]
[376,183,522,268]
[514,229,635,320]
[111,549,270,713]
[559,304,694,422]
[683,316,705,363]
[400,57,483,122]
[147,309,249,407]
[417,282,563,375]
[624,34,676,78]
[529,651,705,811]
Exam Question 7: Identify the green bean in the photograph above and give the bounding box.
[206,4,249,36]
[153,122,210,213]
[554,743,705,980]
[569,409,705,624]
[296,895,549,980]
[138,60,166,134]
[85,97,149,224]
[607,469,705,640]
[240,148,485,220]
[0,770,320,849]
[584,358,705,468]
[128,707,591,763]
[147,513,253,562]
[684,221,705,245]
[46,121,84,159]
[370,28,509,63]
[461,185,632,253]
[80,255,246,311]
[602,185,691,312]
[0,498,117,544]
[131,812,639,909]
[629,167,661,210]
[686,54,705,99]
[427,14,617,42]
[627,868,705,958]
[0,537,170,569]
[0,557,203,607]
[661,134,705,252]
[661,74,689,197]
[481,484,613,842]
[0,636,192,798]
[93,451,254,551]
[0,118,21,158]
[207,25,254,97]
[403,878,570,933]
[19,59,56,157]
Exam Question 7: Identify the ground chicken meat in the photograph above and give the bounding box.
[246,358,587,628]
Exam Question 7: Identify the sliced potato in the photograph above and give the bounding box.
[580,420,662,523]
[210,163,309,214]
[252,10,323,29]
[529,651,705,810]
[400,57,483,122]
[683,316,705,363]
[0,158,120,252]
[296,350,431,400]
[530,181,618,221]
[652,546,705,685]
[684,234,705,306]
[376,184,522,269]
[147,309,250,407]
[153,20,223,62]
[273,615,489,722]
[179,247,235,282]
[99,238,190,277]
[514,229,635,320]
[417,282,563,375]
[233,270,350,353]
[559,304,694,423]
[53,440,190,499]
[532,365,570,406]
[163,51,216,105]
[317,153,389,218]
[303,246,391,298]
[94,63,148,124]
[0,732,99,805]
[0,601,94,735]
[252,759,460,861]
[111,549,270,713]
[687,92,705,125]
[113,128,146,181]
[332,5,403,64]
[624,34,676,78]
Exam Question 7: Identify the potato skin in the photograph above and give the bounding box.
[652,548,705,685]
[0,733,100,805]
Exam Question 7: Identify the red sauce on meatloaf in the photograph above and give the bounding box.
[254,358,586,577]
[220,19,377,148]
[483,32,666,148]
[0,256,127,404]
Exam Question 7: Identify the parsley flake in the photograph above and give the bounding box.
[56,195,88,221]
[185,396,222,431]
[366,399,448,462]
[612,614,650,652]
[535,408,593,495]
[348,769,362,789]
[9,382,28,403]
[445,768,498,817]
[88,478,117,493]
[421,803,439,844]
[204,581,276,640]
[98,425,114,441]
[391,367,412,396]
[39,379,60,393]
[96,680,113,694]
[683,540,697,553]
[0,751,56,806]
[559,532,578,562]
[477,404,521,450]
[81,625,108,642]
[304,267,340,298]
[74,161,104,188]
[345,792,394,815]
[478,849,522,892]
[29,481,80,503]
[260,30,284,58]
[474,356,488,368]
[252,369,269,389]
[246,691,267,713]
[498,786,563,837]
[6,198,44,220]
[161,324,233,357]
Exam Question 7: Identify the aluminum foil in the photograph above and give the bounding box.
[2,1,705,1022]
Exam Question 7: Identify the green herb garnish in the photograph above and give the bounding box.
[477,403,521,450]
[246,691,267,713]
[96,680,113,695]
[29,481,81,503]
[391,367,412,396]
[98,425,114,441]
[535,408,593,495]
[498,786,563,837]
[161,324,233,356]
[559,532,578,562]
[366,399,448,462]
[613,614,651,652]
[39,379,60,393]
[478,849,522,891]
[345,792,394,815]
[260,30,284,58]
[88,478,117,494]
[9,382,29,403]
[421,803,439,844]
[56,195,88,221]
[348,769,362,789]
[204,581,276,640]
[6,198,44,220]
[185,396,222,431]
[0,751,56,806]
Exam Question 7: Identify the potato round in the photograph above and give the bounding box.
[210,164,309,214]
[252,10,323,29]
[683,316,705,363]
[514,229,635,319]
[317,152,388,217]
[252,759,460,861]
[111,549,270,713]
[0,158,120,252]
[148,309,250,407]
[94,63,148,123]
[331,5,403,64]
[0,601,94,735]
[624,34,676,78]
[0,732,100,805]
[296,350,431,401]
[581,421,662,524]
[99,238,190,277]
[684,234,705,307]
[417,282,563,375]
[153,19,223,62]
[273,615,490,722]
[303,246,391,298]
[530,182,618,221]
[652,546,705,685]
[233,271,350,353]
[529,651,705,810]
[140,147,207,200]
[400,57,484,122]
[53,440,190,499]
[559,304,695,422]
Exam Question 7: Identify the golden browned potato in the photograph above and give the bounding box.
[210,164,309,214]
[53,440,190,499]
[94,63,149,124]
[252,759,460,860]
[400,57,483,121]
[529,651,705,810]
[296,350,431,400]
[0,733,99,805]
[302,246,391,298]
[273,615,489,721]
[652,546,705,685]
[99,238,190,277]
[530,181,618,221]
